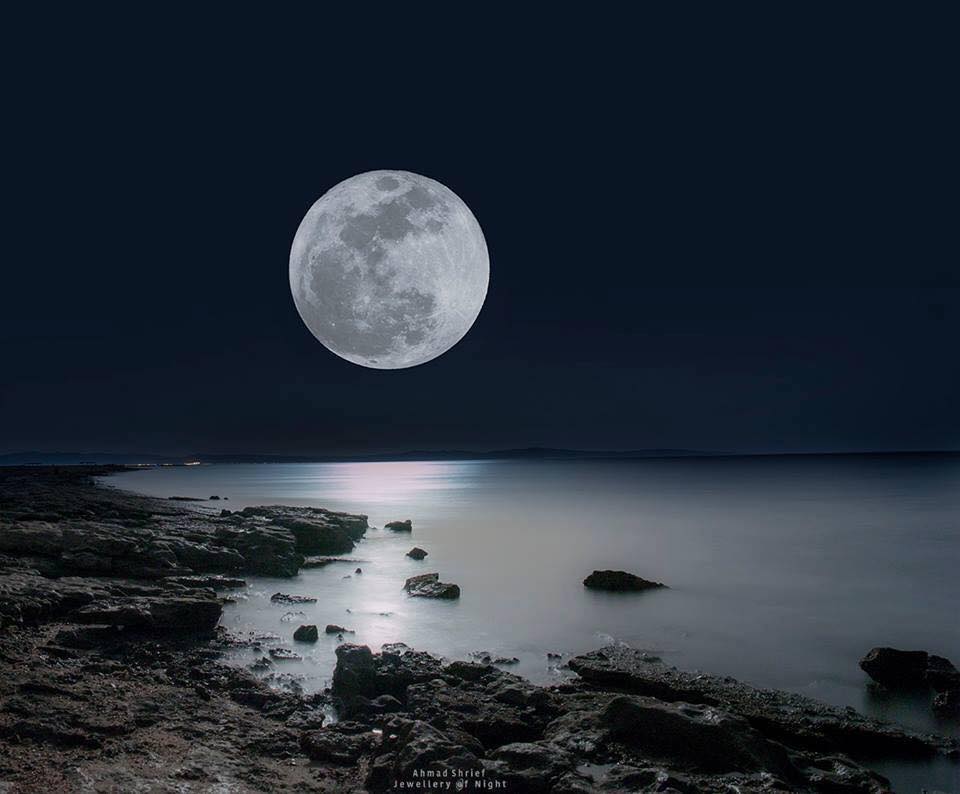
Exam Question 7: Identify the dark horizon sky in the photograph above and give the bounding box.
[2,9,958,457]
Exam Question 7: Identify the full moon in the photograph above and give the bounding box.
[289,170,489,369]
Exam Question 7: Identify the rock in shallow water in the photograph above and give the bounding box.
[403,572,460,599]
[385,519,412,532]
[270,592,316,604]
[293,624,318,642]
[582,569,666,591]
[406,547,427,560]
[325,624,354,635]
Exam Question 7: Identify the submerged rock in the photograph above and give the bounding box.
[385,519,412,532]
[270,593,317,604]
[406,547,428,560]
[403,572,460,600]
[325,624,354,635]
[293,624,318,642]
[582,569,666,592]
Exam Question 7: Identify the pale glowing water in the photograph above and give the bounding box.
[107,456,960,791]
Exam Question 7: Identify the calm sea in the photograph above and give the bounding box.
[106,455,960,791]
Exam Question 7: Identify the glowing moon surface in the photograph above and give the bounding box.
[289,170,489,369]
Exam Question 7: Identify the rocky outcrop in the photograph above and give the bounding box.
[860,646,960,719]
[293,624,319,642]
[403,572,460,599]
[406,546,427,560]
[323,643,918,793]
[582,569,666,591]
[568,645,956,758]
[860,647,959,690]
[385,519,412,532]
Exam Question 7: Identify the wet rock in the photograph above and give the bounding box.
[583,569,666,592]
[269,592,316,604]
[494,657,520,665]
[209,495,221,500]
[570,645,957,758]
[602,695,796,775]
[859,647,931,688]
[268,647,302,662]
[485,742,575,793]
[148,596,223,633]
[293,624,318,642]
[325,624,354,634]
[403,572,461,600]
[367,719,482,791]
[925,654,960,692]
[0,523,64,556]
[385,519,412,532]
[860,647,960,703]
[933,688,960,716]
[331,644,377,698]
[270,516,354,555]
[406,546,428,560]
[301,726,376,764]
[164,574,247,590]
[216,524,303,577]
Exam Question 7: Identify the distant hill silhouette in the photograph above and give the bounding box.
[2,448,957,466]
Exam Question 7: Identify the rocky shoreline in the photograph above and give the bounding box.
[0,466,957,792]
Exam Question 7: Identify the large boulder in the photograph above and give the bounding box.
[332,644,378,698]
[859,647,930,688]
[385,519,412,532]
[859,647,959,692]
[583,569,666,592]
[404,572,460,600]
[406,547,428,560]
[293,624,319,642]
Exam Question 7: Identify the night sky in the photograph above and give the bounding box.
[2,9,957,457]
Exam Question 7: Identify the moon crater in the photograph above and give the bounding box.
[289,170,489,369]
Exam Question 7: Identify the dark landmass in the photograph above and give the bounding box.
[0,467,957,792]
[6,448,960,467]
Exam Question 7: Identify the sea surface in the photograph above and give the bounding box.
[107,455,960,791]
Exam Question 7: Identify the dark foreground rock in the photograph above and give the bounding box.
[583,569,666,591]
[322,642,957,792]
[403,572,460,599]
[569,645,957,759]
